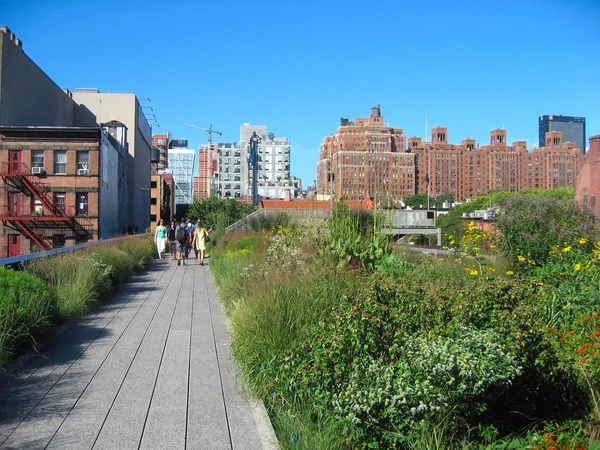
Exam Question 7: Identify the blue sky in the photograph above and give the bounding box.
[2,0,599,188]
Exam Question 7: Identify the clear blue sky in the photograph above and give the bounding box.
[2,0,599,188]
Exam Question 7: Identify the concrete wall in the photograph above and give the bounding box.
[0,27,93,127]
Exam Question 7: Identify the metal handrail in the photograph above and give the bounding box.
[0,235,146,269]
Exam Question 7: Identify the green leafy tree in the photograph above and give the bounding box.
[186,197,256,231]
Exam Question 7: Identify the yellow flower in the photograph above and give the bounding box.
[489,244,497,249]
[579,238,588,245]
[574,263,582,271]
[517,255,526,262]
[464,267,472,272]
[527,259,536,265]
[506,270,514,276]
[474,247,480,252]
[561,246,572,253]
[470,270,478,276]
[487,267,496,272]
[449,240,455,245]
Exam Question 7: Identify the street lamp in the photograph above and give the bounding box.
[423,174,430,210]
[248,131,262,206]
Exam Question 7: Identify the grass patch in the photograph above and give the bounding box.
[0,267,56,367]
[1,236,155,370]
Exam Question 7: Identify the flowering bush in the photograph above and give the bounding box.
[494,196,599,267]
[330,326,521,447]
[549,311,600,425]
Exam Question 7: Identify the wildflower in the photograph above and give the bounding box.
[517,255,526,262]
[580,358,587,364]
[464,267,471,272]
[506,270,514,276]
[574,263,582,271]
[548,327,557,333]
[579,238,588,245]
[561,246,572,253]
[577,345,587,354]
[470,270,478,276]
[487,267,496,272]
[527,259,536,265]
[489,244,496,249]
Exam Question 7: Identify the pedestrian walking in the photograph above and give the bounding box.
[192,220,212,266]
[167,221,177,260]
[154,219,167,260]
[175,218,191,266]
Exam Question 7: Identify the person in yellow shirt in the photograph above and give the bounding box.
[192,220,212,266]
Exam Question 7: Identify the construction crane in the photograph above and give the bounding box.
[181,122,223,144]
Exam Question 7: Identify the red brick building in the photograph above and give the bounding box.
[317,106,414,204]
[576,135,600,218]
[0,126,128,256]
[196,144,217,199]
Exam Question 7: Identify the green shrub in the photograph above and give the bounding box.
[246,212,295,231]
[91,247,134,287]
[0,267,56,367]
[494,196,600,267]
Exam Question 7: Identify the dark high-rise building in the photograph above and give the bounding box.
[539,115,586,155]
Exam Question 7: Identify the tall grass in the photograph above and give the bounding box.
[0,267,56,367]
[0,236,155,369]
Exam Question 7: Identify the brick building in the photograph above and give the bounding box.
[576,135,600,218]
[411,128,580,200]
[0,126,127,256]
[196,143,217,199]
[317,106,413,204]
[150,172,174,229]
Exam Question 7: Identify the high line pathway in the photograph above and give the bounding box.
[0,258,279,449]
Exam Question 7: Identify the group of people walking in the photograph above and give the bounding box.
[154,218,212,266]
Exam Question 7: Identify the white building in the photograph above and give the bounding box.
[71,88,152,232]
[226,123,292,200]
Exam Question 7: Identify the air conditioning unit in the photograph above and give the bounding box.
[78,169,89,175]
[31,167,44,175]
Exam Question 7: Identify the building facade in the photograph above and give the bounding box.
[411,128,581,201]
[317,107,584,204]
[539,115,586,155]
[0,126,127,256]
[150,172,174,229]
[168,140,195,210]
[575,135,600,218]
[317,106,413,204]
[71,89,152,233]
[152,133,169,170]
[196,143,218,199]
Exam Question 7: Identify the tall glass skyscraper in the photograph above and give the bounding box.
[168,140,195,210]
[539,115,586,155]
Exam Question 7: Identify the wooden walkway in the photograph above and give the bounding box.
[0,259,278,449]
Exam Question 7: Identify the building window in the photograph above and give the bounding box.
[150,214,157,222]
[151,197,157,205]
[54,193,66,213]
[54,151,67,174]
[33,198,43,215]
[77,193,88,215]
[151,181,157,188]
[32,151,44,170]
[77,152,89,175]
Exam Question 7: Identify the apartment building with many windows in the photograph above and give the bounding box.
[317,106,583,204]
[317,105,412,204]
